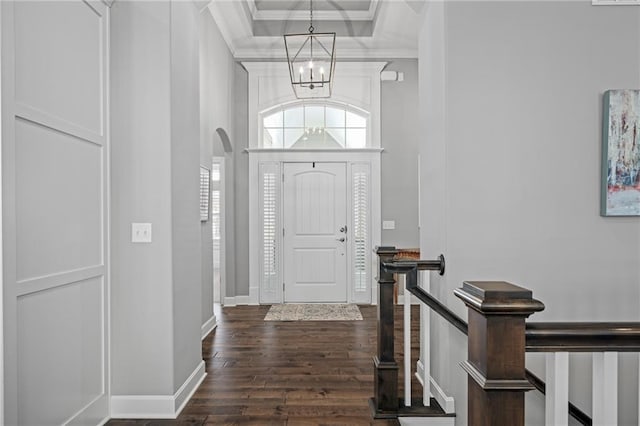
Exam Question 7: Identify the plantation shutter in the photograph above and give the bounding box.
[259,162,281,303]
[352,163,370,302]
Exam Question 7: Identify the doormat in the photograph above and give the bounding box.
[264,304,363,321]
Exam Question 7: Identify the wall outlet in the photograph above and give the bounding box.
[382,220,395,230]
[132,223,152,243]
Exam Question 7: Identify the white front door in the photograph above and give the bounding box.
[283,162,348,302]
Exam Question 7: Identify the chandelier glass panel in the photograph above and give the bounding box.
[284,0,336,99]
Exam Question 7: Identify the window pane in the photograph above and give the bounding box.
[284,128,305,148]
[263,128,283,148]
[326,107,345,127]
[264,110,283,128]
[284,107,303,127]
[346,128,366,148]
[346,111,366,128]
[305,106,324,128]
[325,128,345,147]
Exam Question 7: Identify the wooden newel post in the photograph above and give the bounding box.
[454,281,545,426]
[370,246,399,418]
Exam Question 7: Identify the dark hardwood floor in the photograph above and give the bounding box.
[108,304,421,425]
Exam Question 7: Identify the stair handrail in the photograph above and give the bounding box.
[372,246,605,425]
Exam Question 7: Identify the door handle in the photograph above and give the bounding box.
[339,226,347,233]
[336,237,346,242]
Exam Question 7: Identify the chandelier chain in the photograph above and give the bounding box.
[309,0,314,33]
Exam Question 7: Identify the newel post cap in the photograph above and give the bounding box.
[454,281,545,316]
[375,246,398,256]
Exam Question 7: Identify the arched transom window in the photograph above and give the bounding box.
[261,103,369,149]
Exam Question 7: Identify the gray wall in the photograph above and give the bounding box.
[233,63,250,298]
[381,59,420,248]
[170,0,203,391]
[419,1,640,423]
[111,0,202,398]
[199,10,235,321]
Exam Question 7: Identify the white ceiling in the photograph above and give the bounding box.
[207,0,424,59]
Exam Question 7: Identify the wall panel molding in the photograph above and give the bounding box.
[16,264,104,297]
[15,104,104,146]
[2,0,110,423]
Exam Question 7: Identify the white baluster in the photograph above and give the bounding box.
[593,352,618,425]
[419,270,431,407]
[545,352,569,426]
[403,273,411,406]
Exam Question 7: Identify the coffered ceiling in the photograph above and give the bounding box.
[207,0,424,59]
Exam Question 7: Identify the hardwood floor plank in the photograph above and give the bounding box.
[108,305,422,425]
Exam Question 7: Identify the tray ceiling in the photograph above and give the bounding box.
[207,0,423,59]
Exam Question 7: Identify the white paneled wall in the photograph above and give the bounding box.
[2,1,110,424]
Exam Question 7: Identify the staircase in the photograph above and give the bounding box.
[372,246,640,425]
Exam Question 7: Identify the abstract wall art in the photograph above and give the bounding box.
[601,89,640,216]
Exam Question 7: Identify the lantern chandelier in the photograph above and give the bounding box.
[284,0,336,99]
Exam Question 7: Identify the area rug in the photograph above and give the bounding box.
[264,304,363,321]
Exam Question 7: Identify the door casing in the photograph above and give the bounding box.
[248,149,382,305]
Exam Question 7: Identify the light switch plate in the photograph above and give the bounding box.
[382,220,395,230]
[132,223,152,243]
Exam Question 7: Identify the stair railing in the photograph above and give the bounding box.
[373,246,640,424]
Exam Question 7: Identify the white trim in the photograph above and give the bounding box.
[245,148,384,153]
[223,295,252,307]
[15,103,104,147]
[247,0,380,22]
[212,156,225,306]
[233,47,418,60]
[399,417,454,426]
[0,2,4,422]
[252,10,375,21]
[201,315,217,340]
[16,265,105,297]
[110,361,206,419]
[592,0,640,4]
[415,361,456,414]
[103,4,112,424]
[64,394,109,426]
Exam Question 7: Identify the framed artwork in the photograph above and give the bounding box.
[200,166,210,221]
[601,89,640,216]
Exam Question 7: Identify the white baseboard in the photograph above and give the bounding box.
[64,393,109,425]
[249,286,260,305]
[416,360,455,414]
[399,417,455,426]
[201,315,217,340]
[111,361,206,419]
[174,360,206,415]
[223,295,251,306]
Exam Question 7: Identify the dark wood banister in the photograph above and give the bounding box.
[526,322,640,352]
[375,247,598,425]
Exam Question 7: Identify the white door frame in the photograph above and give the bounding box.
[211,156,225,305]
[248,149,382,305]
[0,2,4,420]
